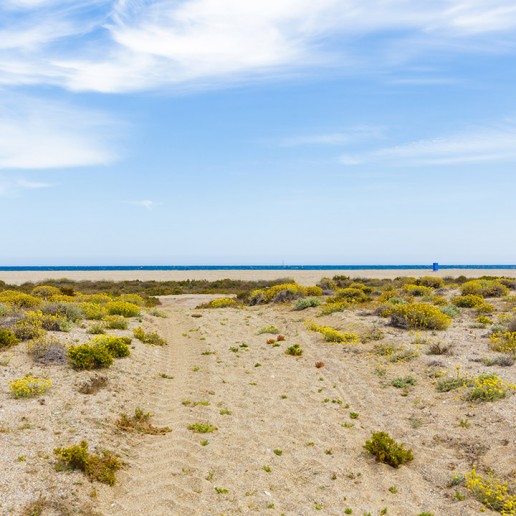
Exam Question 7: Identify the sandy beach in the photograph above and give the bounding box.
[1,268,516,286]
[1,276,515,514]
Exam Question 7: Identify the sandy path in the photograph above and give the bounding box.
[93,294,511,515]
[98,296,213,515]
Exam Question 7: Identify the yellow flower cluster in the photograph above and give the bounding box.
[465,468,516,515]
[204,298,239,308]
[10,376,52,398]
[489,332,516,354]
[468,373,516,402]
[306,322,359,344]
[248,283,322,304]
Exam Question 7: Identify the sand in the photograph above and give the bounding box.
[1,281,515,514]
[1,268,516,286]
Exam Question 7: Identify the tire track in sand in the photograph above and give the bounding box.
[98,295,213,516]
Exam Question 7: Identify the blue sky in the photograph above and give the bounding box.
[1,0,515,265]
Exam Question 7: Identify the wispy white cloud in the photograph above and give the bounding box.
[281,126,384,147]
[1,1,516,92]
[339,122,516,166]
[0,176,54,197]
[129,200,161,209]
[0,94,121,169]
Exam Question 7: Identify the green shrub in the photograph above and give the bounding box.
[133,327,166,346]
[318,301,349,315]
[440,305,461,318]
[417,276,444,288]
[54,441,121,485]
[105,301,141,317]
[461,280,509,298]
[0,302,9,317]
[198,297,239,309]
[402,284,433,296]
[118,294,146,306]
[27,336,67,364]
[390,303,451,330]
[467,373,516,402]
[248,283,322,305]
[364,431,414,468]
[92,335,131,358]
[13,311,46,340]
[81,302,107,320]
[116,407,171,434]
[0,290,42,309]
[307,322,360,343]
[0,329,19,348]
[285,344,303,356]
[391,376,416,388]
[460,280,483,296]
[294,297,322,310]
[489,332,516,354]
[31,285,62,299]
[87,323,106,334]
[10,376,52,398]
[452,295,484,308]
[257,326,280,334]
[67,343,113,370]
[103,315,128,329]
[328,288,368,303]
[41,302,83,322]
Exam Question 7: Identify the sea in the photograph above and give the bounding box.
[0,265,515,272]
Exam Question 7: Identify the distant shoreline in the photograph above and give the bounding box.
[0,264,515,272]
[1,268,516,286]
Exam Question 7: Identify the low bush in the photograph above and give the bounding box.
[39,313,72,332]
[0,290,42,309]
[417,276,444,288]
[461,280,509,298]
[0,329,19,349]
[402,284,433,296]
[452,295,484,308]
[440,305,461,318]
[27,336,67,365]
[364,431,414,468]
[257,326,280,334]
[460,280,483,296]
[54,441,121,485]
[105,301,141,317]
[328,288,368,303]
[31,285,62,299]
[41,302,83,322]
[81,302,107,320]
[103,315,128,329]
[390,303,451,330]
[13,311,45,340]
[0,302,9,317]
[285,344,303,356]
[294,297,322,310]
[133,327,166,346]
[307,322,360,343]
[77,374,109,394]
[467,373,516,402]
[475,302,496,315]
[464,468,516,514]
[197,298,239,309]
[67,343,114,370]
[87,322,106,334]
[118,294,146,306]
[10,376,52,398]
[92,335,131,358]
[318,301,350,315]
[248,283,322,305]
[391,376,416,388]
[489,331,516,355]
[116,408,171,435]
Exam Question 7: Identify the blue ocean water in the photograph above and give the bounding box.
[0,265,514,271]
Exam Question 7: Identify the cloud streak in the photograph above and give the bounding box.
[339,123,516,166]
[0,94,120,169]
[1,1,516,93]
